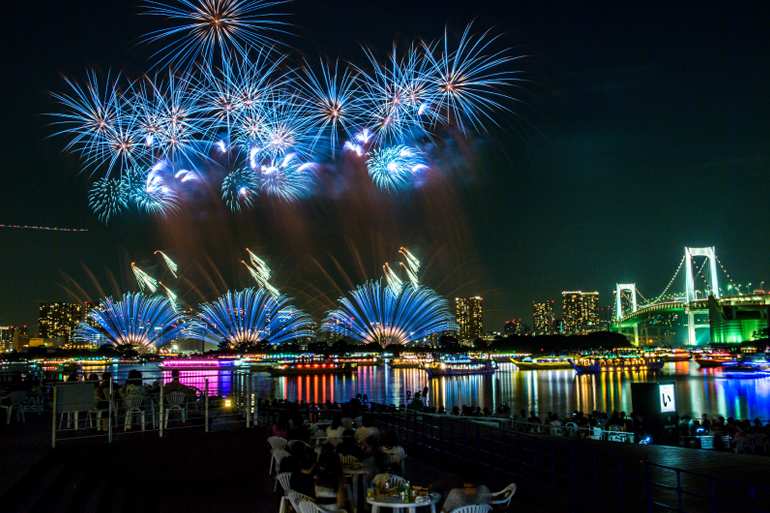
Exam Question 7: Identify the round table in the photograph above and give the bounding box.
[366,491,441,513]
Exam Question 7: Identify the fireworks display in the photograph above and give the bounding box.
[155,250,179,278]
[49,1,521,223]
[131,263,159,293]
[320,280,457,346]
[71,292,188,352]
[192,287,314,347]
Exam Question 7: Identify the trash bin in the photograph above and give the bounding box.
[700,436,715,449]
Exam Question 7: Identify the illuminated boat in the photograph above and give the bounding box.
[332,355,382,366]
[266,362,357,376]
[694,353,733,368]
[568,356,664,374]
[511,357,573,370]
[421,357,497,376]
[160,357,240,369]
[716,358,770,378]
[660,349,691,362]
[390,355,434,368]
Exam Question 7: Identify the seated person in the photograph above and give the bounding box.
[382,431,408,465]
[162,369,193,397]
[442,466,491,513]
[124,369,148,397]
[354,413,380,446]
[314,451,346,510]
[336,429,366,461]
[288,413,311,444]
[326,413,346,442]
[289,449,317,498]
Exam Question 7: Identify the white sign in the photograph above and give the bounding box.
[659,383,676,413]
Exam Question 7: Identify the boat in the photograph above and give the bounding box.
[568,356,664,373]
[389,354,434,368]
[332,355,382,366]
[511,357,573,370]
[660,349,691,362]
[694,353,733,368]
[266,361,357,376]
[160,357,240,369]
[421,356,497,376]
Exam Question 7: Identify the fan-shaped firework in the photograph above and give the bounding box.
[192,287,313,347]
[71,292,188,352]
[258,152,315,202]
[222,167,258,210]
[88,177,128,223]
[142,0,290,69]
[321,280,457,346]
[366,145,428,191]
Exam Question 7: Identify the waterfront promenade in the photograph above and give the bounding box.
[3,407,770,512]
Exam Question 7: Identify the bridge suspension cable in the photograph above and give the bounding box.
[645,255,686,305]
[715,254,743,295]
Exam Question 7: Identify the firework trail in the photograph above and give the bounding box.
[131,263,159,293]
[191,287,313,347]
[155,250,179,277]
[159,281,180,311]
[71,292,187,352]
[399,247,420,288]
[383,262,404,294]
[321,279,456,346]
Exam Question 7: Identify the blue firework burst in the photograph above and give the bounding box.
[222,167,259,210]
[321,280,457,346]
[366,145,428,191]
[71,292,188,352]
[192,287,314,347]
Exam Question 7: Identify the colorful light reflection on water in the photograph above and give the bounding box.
[42,361,770,419]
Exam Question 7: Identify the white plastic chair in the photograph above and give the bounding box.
[449,505,493,513]
[353,416,363,428]
[288,439,311,452]
[287,489,315,513]
[269,435,289,451]
[164,391,187,428]
[341,417,354,430]
[339,454,360,465]
[734,437,750,454]
[276,471,293,509]
[489,483,517,510]
[565,422,580,437]
[271,449,291,479]
[300,497,347,513]
[1,391,27,424]
[123,394,146,431]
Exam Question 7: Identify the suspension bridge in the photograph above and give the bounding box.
[612,246,770,346]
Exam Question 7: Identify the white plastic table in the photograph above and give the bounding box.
[366,491,441,513]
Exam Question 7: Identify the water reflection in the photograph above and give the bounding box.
[29,360,770,419]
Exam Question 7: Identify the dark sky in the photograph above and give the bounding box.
[1,0,768,334]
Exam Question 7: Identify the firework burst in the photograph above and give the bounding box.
[366,145,428,191]
[222,167,259,210]
[88,177,128,223]
[192,287,313,347]
[321,280,456,346]
[71,292,188,352]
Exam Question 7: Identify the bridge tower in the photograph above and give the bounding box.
[616,284,639,345]
[684,247,720,345]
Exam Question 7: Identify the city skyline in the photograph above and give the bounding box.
[0,0,768,334]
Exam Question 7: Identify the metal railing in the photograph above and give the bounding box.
[50,369,255,447]
[368,404,770,513]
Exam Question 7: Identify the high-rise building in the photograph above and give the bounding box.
[455,297,483,340]
[532,301,555,334]
[39,302,83,343]
[504,319,522,336]
[0,326,26,352]
[562,291,600,333]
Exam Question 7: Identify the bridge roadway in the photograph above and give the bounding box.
[375,411,770,513]
[616,295,770,326]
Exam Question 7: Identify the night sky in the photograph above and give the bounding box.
[1,0,768,334]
